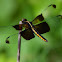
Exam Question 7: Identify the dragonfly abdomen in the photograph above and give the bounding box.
[32,27,48,42]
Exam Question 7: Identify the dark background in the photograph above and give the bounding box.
[0,0,62,62]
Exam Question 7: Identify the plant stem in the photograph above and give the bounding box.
[17,21,22,62]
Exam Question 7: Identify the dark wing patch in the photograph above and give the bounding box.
[13,25,19,30]
[13,24,22,30]
[21,29,35,40]
[34,22,50,34]
[32,14,44,25]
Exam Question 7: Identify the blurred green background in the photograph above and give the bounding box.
[0,0,62,62]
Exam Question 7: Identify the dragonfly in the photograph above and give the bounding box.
[6,13,50,44]
[0,4,62,44]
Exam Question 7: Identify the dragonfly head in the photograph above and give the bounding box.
[22,19,28,25]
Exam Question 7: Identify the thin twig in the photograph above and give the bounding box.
[17,21,22,62]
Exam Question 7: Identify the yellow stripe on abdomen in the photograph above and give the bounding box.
[32,28,48,42]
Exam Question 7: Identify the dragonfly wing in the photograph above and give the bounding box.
[34,22,50,34]
[32,4,57,26]
[21,29,35,40]
[32,14,44,25]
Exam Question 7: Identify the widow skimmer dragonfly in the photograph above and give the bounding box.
[0,4,61,44]
[6,13,49,44]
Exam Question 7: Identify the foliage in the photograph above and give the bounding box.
[0,0,62,62]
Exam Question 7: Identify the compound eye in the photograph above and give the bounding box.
[22,19,27,21]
